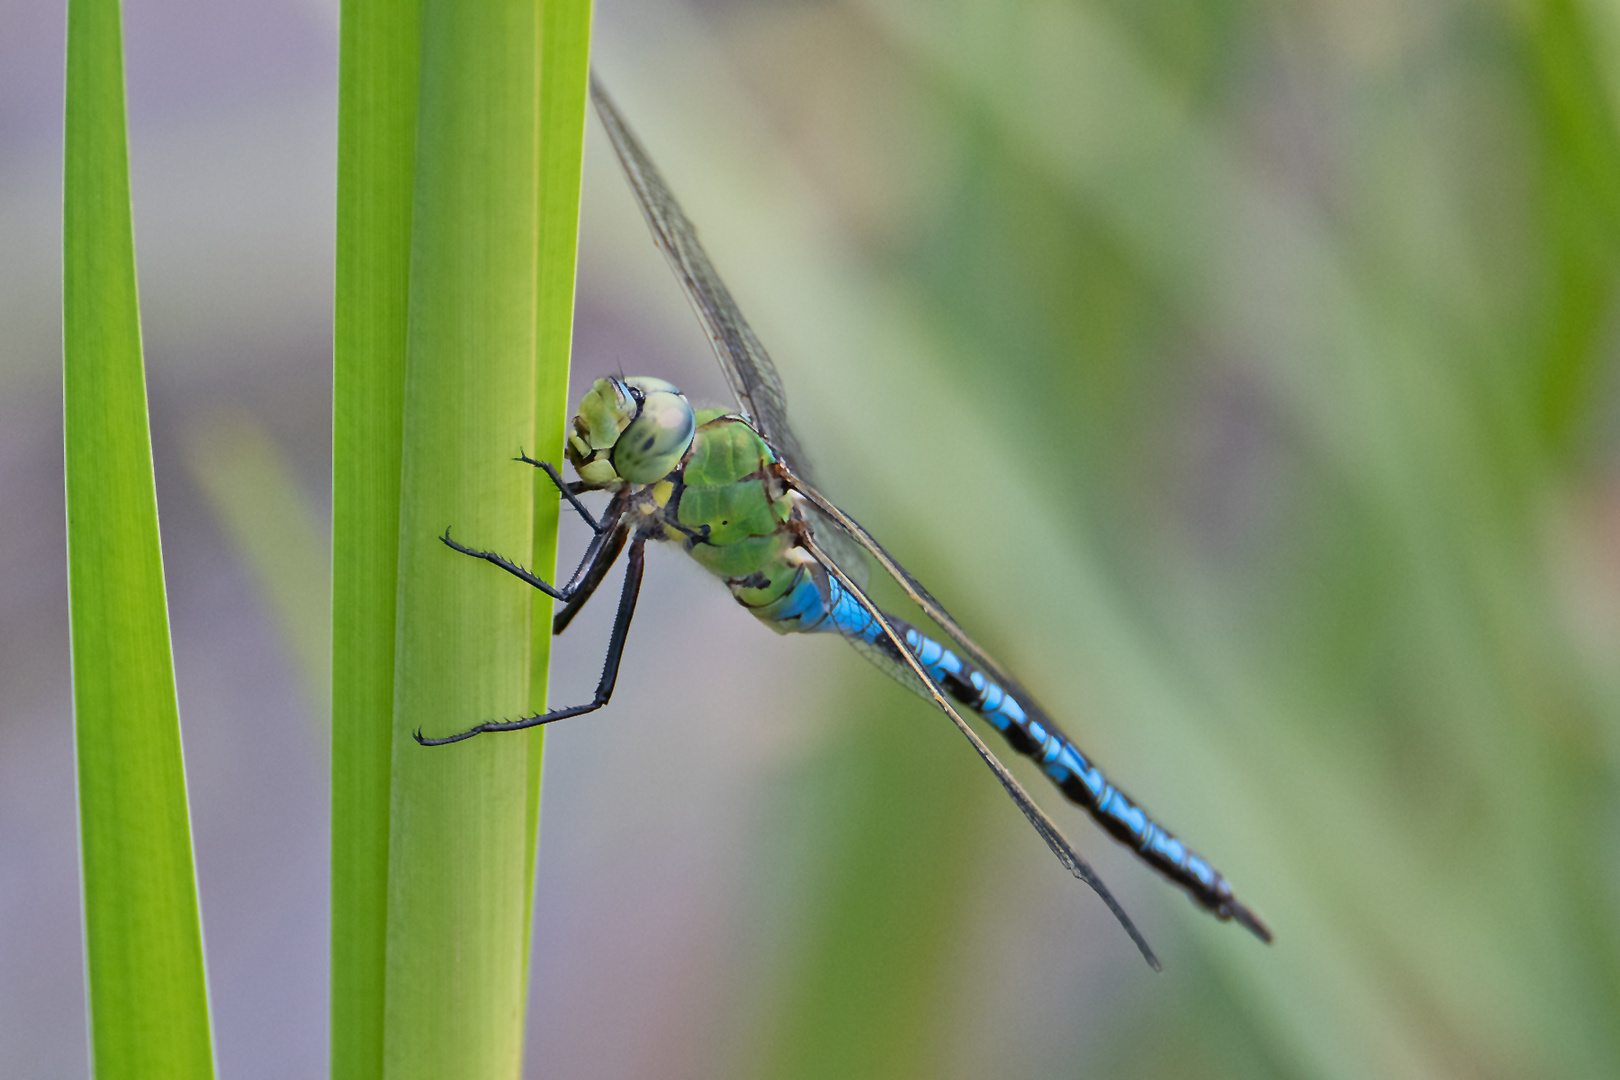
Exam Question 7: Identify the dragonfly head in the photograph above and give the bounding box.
[567,376,697,486]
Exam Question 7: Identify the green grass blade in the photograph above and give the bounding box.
[334,2,588,1074]
[380,1,585,1075]
[524,0,593,968]
[63,0,215,1076]
[331,0,418,1076]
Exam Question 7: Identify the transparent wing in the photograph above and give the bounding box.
[591,75,1154,965]
[785,461,1080,747]
[801,533,1161,970]
[591,74,868,584]
[590,75,810,479]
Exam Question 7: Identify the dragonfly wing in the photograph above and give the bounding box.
[801,533,1161,970]
[591,76,870,588]
[590,75,812,483]
[801,505,871,590]
[786,463,1066,737]
[795,464,1277,948]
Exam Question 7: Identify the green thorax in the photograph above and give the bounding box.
[659,411,809,629]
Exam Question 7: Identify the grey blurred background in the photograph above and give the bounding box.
[6,1,1620,1078]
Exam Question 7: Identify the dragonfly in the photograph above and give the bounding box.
[417,74,1272,968]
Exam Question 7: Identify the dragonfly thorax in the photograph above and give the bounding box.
[567,376,697,486]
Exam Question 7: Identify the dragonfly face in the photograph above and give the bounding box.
[567,375,696,486]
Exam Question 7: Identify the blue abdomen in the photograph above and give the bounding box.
[798,573,1266,936]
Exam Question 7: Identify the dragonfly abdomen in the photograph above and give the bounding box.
[890,620,1271,941]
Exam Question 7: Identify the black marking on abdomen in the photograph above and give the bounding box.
[878,613,1271,942]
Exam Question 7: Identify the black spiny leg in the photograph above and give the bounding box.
[415,535,648,745]
[509,453,627,626]
[552,524,628,635]
[518,450,600,531]
[439,488,629,604]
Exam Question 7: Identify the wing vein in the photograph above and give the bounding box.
[589,74,814,482]
[786,463,1083,744]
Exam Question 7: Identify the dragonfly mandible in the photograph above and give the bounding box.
[416,74,1273,968]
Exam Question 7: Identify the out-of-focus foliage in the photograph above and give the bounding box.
[579,1,1620,1077]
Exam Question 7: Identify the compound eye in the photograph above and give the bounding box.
[611,389,696,483]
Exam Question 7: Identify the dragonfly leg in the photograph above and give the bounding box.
[552,521,629,635]
[441,491,629,604]
[441,528,571,600]
[416,535,648,746]
[516,450,600,531]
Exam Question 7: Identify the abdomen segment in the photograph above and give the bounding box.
[814,576,1271,942]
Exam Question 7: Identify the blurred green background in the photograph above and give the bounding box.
[2,0,1618,1077]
